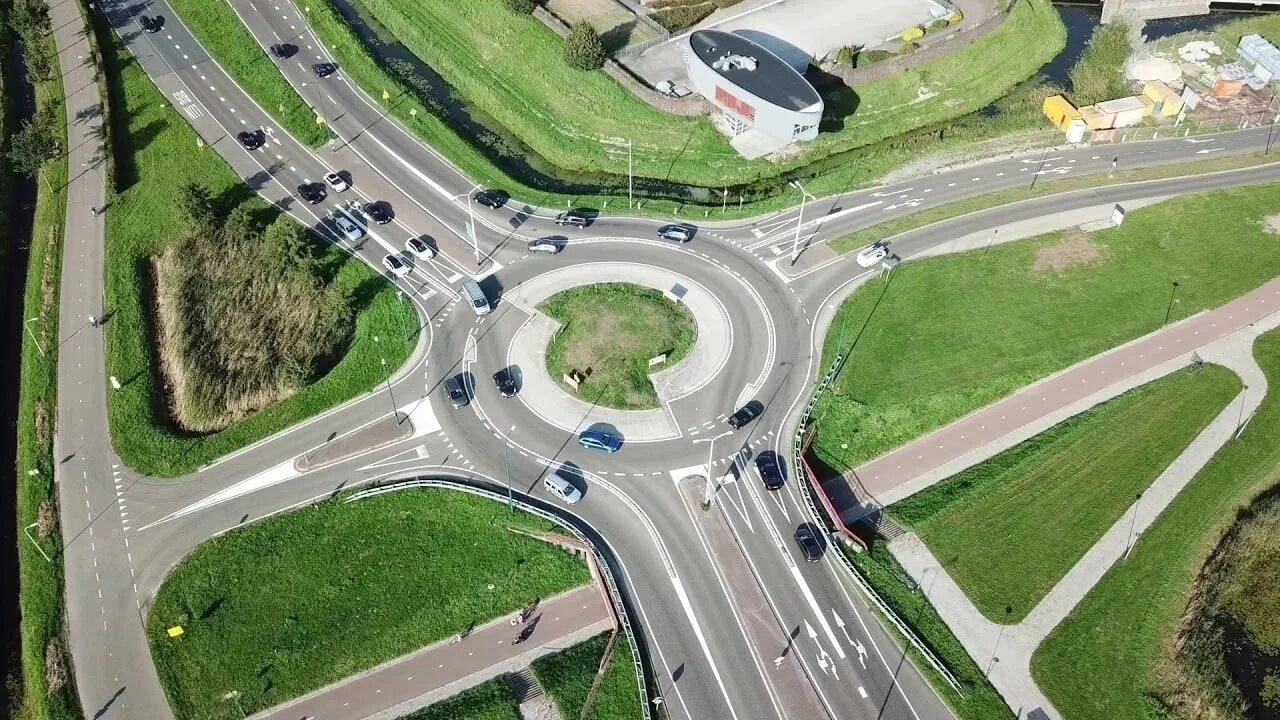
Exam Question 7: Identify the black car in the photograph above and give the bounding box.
[443,375,469,409]
[363,202,393,224]
[237,130,264,150]
[555,210,591,228]
[657,224,694,243]
[312,62,337,78]
[269,43,296,59]
[727,400,764,430]
[138,15,162,32]
[755,452,785,491]
[793,524,824,562]
[297,182,326,204]
[472,189,507,209]
[493,369,517,398]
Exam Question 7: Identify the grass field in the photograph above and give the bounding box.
[12,30,80,720]
[395,679,518,720]
[846,542,1015,720]
[810,182,1280,475]
[1032,329,1280,720]
[889,366,1241,622]
[541,283,696,410]
[100,34,415,477]
[148,489,590,719]
[531,633,642,720]
[165,0,330,146]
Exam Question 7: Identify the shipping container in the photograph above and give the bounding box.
[1097,96,1147,128]
[1142,81,1184,117]
[1079,105,1115,130]
[1042,95,1082,131]
[1214,77,1244,98]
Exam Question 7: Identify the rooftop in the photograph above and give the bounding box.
[688,30,821,113]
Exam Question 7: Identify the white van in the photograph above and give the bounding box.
[543,470,582,504]
[462,279,490,316]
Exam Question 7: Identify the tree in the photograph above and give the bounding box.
[7,110,60,177]
[502,0,536,13]
[563,22,605,71]
[24,40,54,84]
[175,183,217,234]
[260,214,315,276]
[9,0,52,39]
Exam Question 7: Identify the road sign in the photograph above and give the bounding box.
[167,626,184,638]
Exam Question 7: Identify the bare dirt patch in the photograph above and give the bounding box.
[1262,213,1280,235]
[1033,229,1107,275]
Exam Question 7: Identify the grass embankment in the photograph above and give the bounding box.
[1032,330,1280,720]
[889,366,1241,623]
[810,182,1280,475]
[846,541,1015,720]
[164,0,330,146]
[532,633,642,720]
[148,489,590,719]
[11,26,78,720]
[828,152,1280,255]
[541,283,696,410]
[101,34,415,476]
[396,679,519,720]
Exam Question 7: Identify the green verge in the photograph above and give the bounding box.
[147,489,591,720]
[164,0,330,146]
[395,679,519,720]
[889,365,1241,623]
[810,182,1280,476]
[1032,329,1280,720]
[531,633,643,720]
[13,32,78,720]
[100,31,415,477]
[828,152,1280,255]
[845,541,1014,720]
[541,283,696,410]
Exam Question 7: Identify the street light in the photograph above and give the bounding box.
[985,606,1013,679]
[464,184,481,267]
[788,179,815,265]
[692,429,733,507]
[24,316,45,356]
[627,138,633,209]
[1163,280,1180,325]
[374,336,400,422]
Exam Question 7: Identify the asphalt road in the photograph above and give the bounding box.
[50,1,1280,719]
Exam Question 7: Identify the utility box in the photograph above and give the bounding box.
[1065,118,1087,143]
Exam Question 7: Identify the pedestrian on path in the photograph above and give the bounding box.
[90,205,99,216]
[773,656,784,669]
[88,315,97,328]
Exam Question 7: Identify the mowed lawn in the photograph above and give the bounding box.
[101,36,414,476]
[541,283,696,410]
[147,490,590,719]
[889,365,1241,622]
[349,0,1062,187]
[1033,330,1280,720]
[532,633,642,720]
[810,183,1280,474]
[397,679,518,720]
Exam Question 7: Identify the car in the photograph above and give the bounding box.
[312,62,337,78]
[855,242,889,268]
[382,253,411,277]
[323,171,349,192]
[578,430,622,453]
[268,43,296,59]
[555,210,591,228]
[756,452,785,491]
[727,400,764,430]
[333,214,363,242]
[793,524,824,562]
[406,236,436,260]
[237,130,264,151]
[297,182,326,204]
[544,470,582,505]
[472,189,506,209]
[657,224,693,243]
[527,236,564,254]
[443,375,469,409]
[363,201,393,225]
[493,369,517,398]
[138,15,162,32]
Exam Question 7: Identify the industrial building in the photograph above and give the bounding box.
[685,29,823,159]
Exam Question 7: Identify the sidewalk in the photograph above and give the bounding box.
[255,584,615,720]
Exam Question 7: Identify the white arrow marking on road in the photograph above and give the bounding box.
[1195,147,1225,154]
[854,640,867,669]
[1183,137,1217,143]
[805,620,819,642]
[832,609,855,646]
[883,198,923,211]
[1021,156,1062,164]
[870,187,912,197]
[816,653,829,675]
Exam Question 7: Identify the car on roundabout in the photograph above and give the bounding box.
[443,375,469,409]
[544,469,582,505]
[297,182,326,205]
[555,210,592,228]
[493,369,517,398]
[727,400,764,430]
[472,189,507,209]
[657,224,694,243]
[406,236,436,260]
[333,215,363,242]
[578,430,622,453]
[856,242,889,268]
[382,253,411,277]
[755,452,785,491]
[324,171,349,192]
[527,236,565,254]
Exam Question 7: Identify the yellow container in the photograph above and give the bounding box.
[1042,95,1082,131]
[1142,81,1184,117]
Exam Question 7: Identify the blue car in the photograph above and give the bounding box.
[578,430,622,453]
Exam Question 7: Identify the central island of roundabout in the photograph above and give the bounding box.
[503,262,734,441]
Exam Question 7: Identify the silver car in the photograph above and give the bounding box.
[334,214,363,242]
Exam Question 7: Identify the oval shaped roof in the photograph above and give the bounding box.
[689,29,821,113]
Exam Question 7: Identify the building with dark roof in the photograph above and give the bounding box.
[685,29,823,158]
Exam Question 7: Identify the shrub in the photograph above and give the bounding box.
[652,3,715,31]
[931,18,951,31]
[502,0,536,13]
[563,21,605,71]
[901,25,925,42]
[900,41,920,55]
[856,48,896,67]
[835,45,856,67]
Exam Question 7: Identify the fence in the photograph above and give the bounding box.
[345,478,653,720]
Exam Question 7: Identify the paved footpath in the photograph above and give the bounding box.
[257,584,615,720]
[826,275,1280,521]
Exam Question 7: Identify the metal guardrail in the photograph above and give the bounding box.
[789,353,964,694]
[345,479,653,720]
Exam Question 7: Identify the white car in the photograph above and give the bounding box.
[406,236,436,259]
[382,253,411,277]
[855,242,889,268]
[334,214,363,242]
[324,171,349,192]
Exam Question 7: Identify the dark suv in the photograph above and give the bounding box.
[555,210,592,228]
[793,524,824,562]
[472,189,507,209]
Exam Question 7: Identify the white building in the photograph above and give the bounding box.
[685,30,823,159]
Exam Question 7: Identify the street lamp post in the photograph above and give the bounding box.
[1163,280,1180,325]
[24,316,45,356]
[985,606,1013,678]
[627,138,633,209]
[693,430,732,507]
[503,443,515,513]
[1123,492,1142,559]
[465,185,481,267]
[789,179,815,265]
[374,336,400,422]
